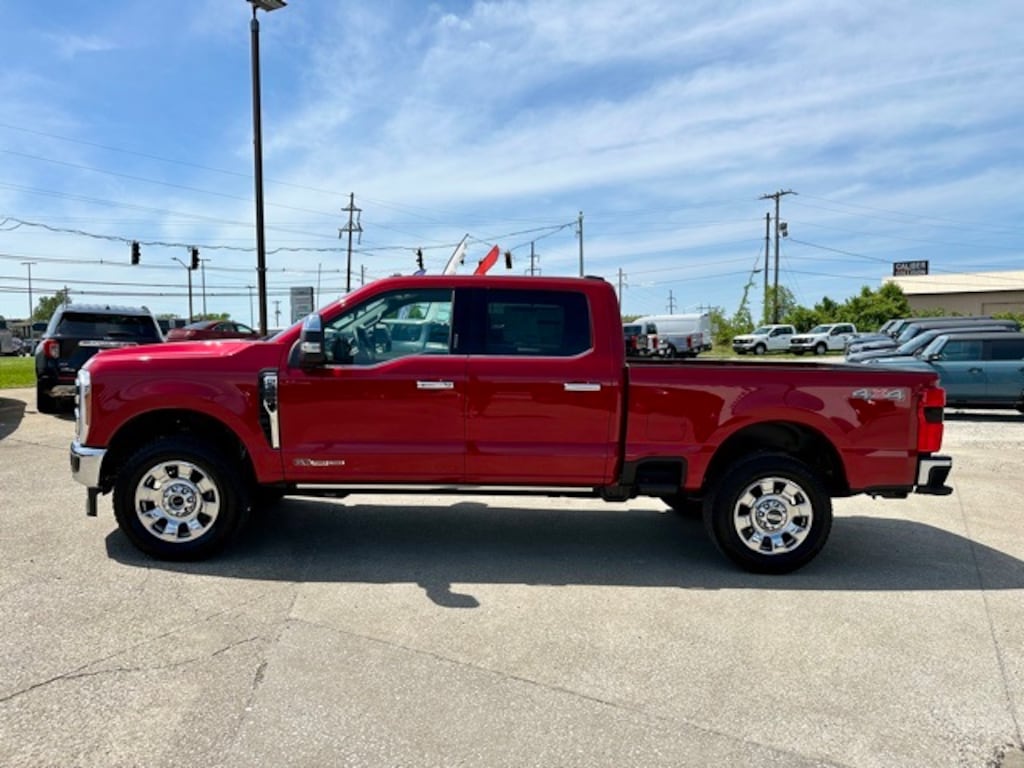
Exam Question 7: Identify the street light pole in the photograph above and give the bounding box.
[200,258,211,317]
[172,257,194,322]
[247,0,286,336]
[21,261,37,337]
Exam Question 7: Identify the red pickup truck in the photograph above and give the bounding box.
[70,275,952,573]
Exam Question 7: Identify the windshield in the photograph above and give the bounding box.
[808,325,829,334]
[750,326,773,335]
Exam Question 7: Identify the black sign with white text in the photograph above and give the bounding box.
[893,260,929,276]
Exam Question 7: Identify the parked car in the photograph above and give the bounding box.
[35,304,164,414]
[789,323,858,355]
[731,324,796,355]
[873,330,1024,411]
[848,324,1019,364]
[892,317,1000,346]
[166,320,261,342]
[847,316,1001,356]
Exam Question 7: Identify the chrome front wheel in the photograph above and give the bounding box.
[132,459,221,544]
[113,437,249,560]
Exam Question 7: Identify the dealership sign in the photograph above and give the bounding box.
[893,260,929,276]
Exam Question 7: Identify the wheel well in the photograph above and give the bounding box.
[101,409,254,491]
[701,421,848,497]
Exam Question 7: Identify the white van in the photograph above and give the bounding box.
[0,317,19,356]
[632,313,713,358]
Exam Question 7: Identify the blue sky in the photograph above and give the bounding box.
[1,1,1022,327]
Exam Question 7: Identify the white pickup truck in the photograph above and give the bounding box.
[789,323,858,355]
[731,324,796,355]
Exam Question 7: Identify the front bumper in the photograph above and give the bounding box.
[70,441,106,489]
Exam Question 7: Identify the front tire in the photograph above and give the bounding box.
[702,454,832,574]
[754,343,766,355]
[814,342,827,355]
[112,436,250,560]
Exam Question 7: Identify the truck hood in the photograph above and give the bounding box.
[84,338,287,373]
[732,334,764,342]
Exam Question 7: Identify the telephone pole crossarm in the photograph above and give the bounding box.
[339,193,363,293]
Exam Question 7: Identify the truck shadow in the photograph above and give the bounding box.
[105,498,1024,606]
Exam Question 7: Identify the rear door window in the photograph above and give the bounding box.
[482,289,591,356]
[989,338,1024,360]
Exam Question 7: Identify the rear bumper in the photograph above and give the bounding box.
[915,454,953,495]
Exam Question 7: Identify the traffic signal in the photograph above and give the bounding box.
[190,247,200,270]
[130,241,140,265]
[504,250,512,269]
[415,248,424,271]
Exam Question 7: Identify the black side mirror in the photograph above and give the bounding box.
[298,314,326,369]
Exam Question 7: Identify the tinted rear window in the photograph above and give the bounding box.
[484,290,591,356]
[990,339,1024,360]
[56,312,161,340]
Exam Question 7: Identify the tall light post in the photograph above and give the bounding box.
[172,257,195,322]
[200,258,212,317]
[247,0,286,336]
[21,261,37,338]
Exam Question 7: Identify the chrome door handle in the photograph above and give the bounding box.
[416,380,454,390]
[564,382,601,392]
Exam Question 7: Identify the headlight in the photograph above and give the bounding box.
[75,369,92,443]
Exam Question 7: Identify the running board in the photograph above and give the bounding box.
[289,483,602,499]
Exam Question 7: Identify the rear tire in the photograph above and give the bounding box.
[660,492,703,517]
[36,384,57,415]
[112,436,250,560]
[703,454,832,574]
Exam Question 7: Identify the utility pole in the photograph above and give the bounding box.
[576,211,584,276]
[172,257,195,322]
[759,189,796,322]
[273,300,281,327]
[763,212,771,324]
[616,268,628,307]
[247,285,255,327]
[666,290,677,314]
[528,242,541,275]
[339,193,362,293]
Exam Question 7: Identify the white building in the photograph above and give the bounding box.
[886,270,1024,315]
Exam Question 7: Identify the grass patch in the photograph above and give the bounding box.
[0,357,35,389]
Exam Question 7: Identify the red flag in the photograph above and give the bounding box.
[473,245,500,275]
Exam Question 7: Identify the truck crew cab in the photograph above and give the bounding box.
[70,275,952,574]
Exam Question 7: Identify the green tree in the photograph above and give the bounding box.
[35,290,71,323]
[764,284,798,325]
[838,283,912,330]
